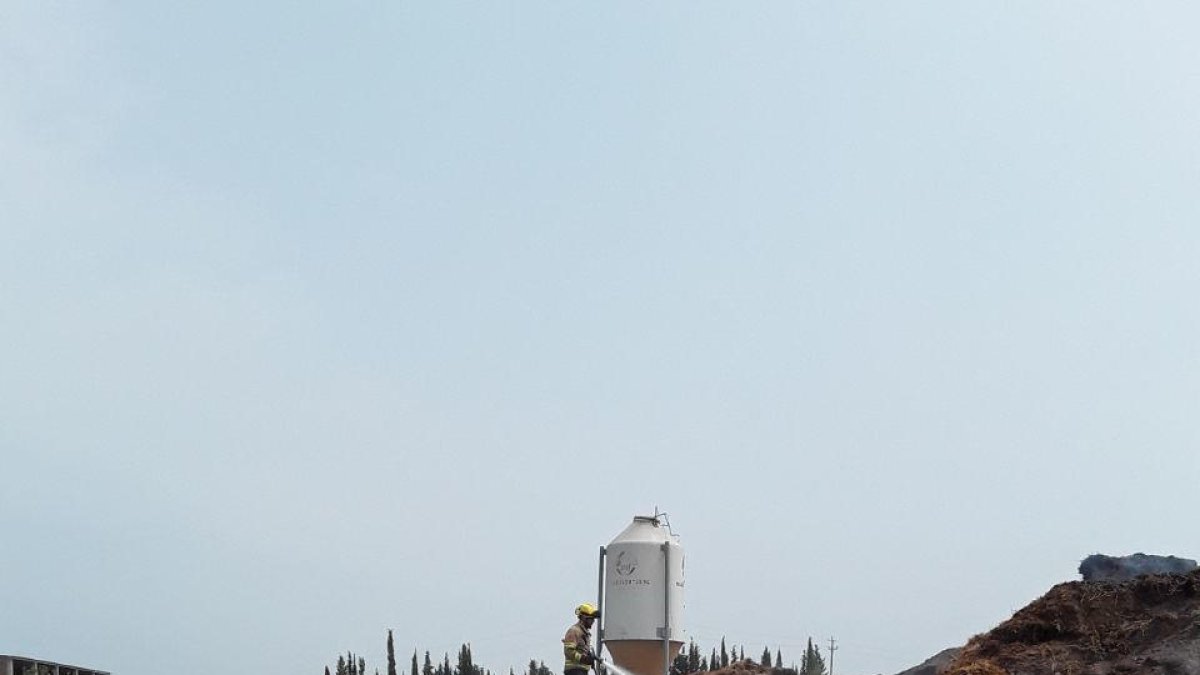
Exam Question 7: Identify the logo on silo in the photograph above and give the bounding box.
[615,551,638,576]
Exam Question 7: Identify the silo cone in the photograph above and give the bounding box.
[602,516,684,675]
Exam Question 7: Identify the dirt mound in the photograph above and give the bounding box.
[894,648,961,675]
[705,661,774,675]
[944,570,1200,675]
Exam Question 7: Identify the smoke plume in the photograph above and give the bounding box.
[1078,553,1198,581]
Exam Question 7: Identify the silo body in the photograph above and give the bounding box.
[602,517,684,675]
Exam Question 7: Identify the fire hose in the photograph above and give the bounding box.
[583,648,609,674]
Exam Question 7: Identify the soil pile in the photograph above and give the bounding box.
[943,570,1200,675]
[704,661,774,675]
[894,648,961,675]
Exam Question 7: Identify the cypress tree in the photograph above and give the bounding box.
[687,640,701,673]
[761,648,771,667]
[413,651,419,675]
[720,639,728,669]
[388,631,397,675]
[800,639,825,675]
[424,653,434,675]
[456,644,475,675]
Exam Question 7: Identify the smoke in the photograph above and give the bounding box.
[1078,553,1198,581]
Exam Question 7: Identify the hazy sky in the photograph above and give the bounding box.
[4,3,1199,675]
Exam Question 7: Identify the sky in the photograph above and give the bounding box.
[3,2,1200,675]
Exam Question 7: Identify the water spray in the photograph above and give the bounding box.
[588,651,632,675]
[596,657,634,675]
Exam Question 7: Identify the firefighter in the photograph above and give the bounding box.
[563,603,600,675]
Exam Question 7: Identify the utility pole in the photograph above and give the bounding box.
[827,638,837,675]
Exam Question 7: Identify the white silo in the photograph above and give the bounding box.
[598,515,684,675]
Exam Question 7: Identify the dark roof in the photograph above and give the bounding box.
[0,655,110,675]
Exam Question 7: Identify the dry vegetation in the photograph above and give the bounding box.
[942,570,1200,675]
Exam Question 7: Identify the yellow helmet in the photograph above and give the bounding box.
[575,603,600,619]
